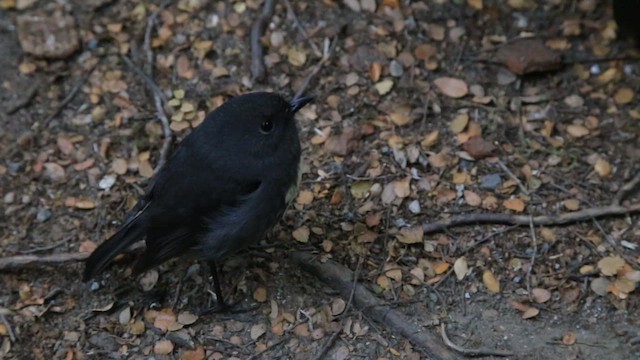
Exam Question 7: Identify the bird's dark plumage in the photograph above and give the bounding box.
[613,0,640,48]
[83,92,311,288]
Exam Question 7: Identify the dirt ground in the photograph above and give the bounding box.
[1,1,639,359]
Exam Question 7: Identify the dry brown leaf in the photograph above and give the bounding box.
[375,79,394,95]
[292,226,310,243]
[153,309,177,332]
[566,124,589,138]
[598,256,625,276]
[462,137,497,159]
[177,311,198,325]
[531,288,551,303]
[181,346,205,360]
[613,87,634,105]
[563,199,580,211]
[253,287,268,303]
[250,324,267,340]
[503,198,526,212]
[433,262,450,275]
[522,307,540,319]
[450,113,469,133]
[154,340,174,355]
[296,190,314,206]
[453,257,468,280]
[369,62,381,81]
[594,158,612,177]
[562,331,577,345]
[434,77,468,98]
[396,226,424,244]
[463,191,481,206]
[421,130,439,148]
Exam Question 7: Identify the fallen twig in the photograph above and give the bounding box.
[250,0,277,82]
[290,251,462,360]
[440,323,514,357]
[311,328,342,360]
[121,55,173,173]
[497,160,529,196]
[0,242,145,271]
[422,203,640,234]
[43,63,98,127]
[0,314,16,342]
[526,217,537,296]
[283,0,321,56]
[294,37,337,99]
[613,171,640,205]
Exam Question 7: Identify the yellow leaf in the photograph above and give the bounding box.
[450,113,469,133]
[482,270,500,293]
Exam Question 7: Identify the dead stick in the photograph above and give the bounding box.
[440,323,513,357]
[0,243,145,271]
[290,252,462,360]
[43,63,98,127]
[294,37,337,99]
[422,203,640,234]
[250,0,277,82]
[613,171,640,205]
[121,55,173,173]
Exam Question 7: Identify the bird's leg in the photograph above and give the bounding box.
[199,261,259,315]
[210,261,226,307]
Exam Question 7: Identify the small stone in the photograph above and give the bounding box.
[480,174,502,190]
[389,60,403,77]
[408,200,421,214]
[3,192,15,204]
[36,208,52,223]
[98,174,117,190]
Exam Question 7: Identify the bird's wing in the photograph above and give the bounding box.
[195,182,286,261]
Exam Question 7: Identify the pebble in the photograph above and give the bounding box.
[480,174,502,190]
[36,208,52,222]
[408,200,421,214]
[3,192,15,204]
[389,60,403,77]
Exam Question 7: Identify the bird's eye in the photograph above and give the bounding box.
[260,119,274,133]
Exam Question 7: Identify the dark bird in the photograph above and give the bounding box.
[83,92,312,312]
[613,0,640,48]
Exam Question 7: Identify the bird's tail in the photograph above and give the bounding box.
[83,218,146,281]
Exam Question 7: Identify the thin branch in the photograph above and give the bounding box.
[121,55,173,173]
[0,315,16,342]
[497,159,529,196]
[311,328,342,360]
[422,203,640,234]
[613,171,640,205]
[0,242,145,271]
[526,217,537,297]
[294,37,337,99]
[290,251,462,360]
[440,323,514,357]
[43,62,99,127]
[283,0,321,56]
[250,0,277,82]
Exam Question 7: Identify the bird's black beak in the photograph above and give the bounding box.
[290,96,314,113]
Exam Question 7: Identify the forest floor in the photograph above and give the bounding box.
[1,0,639,359]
